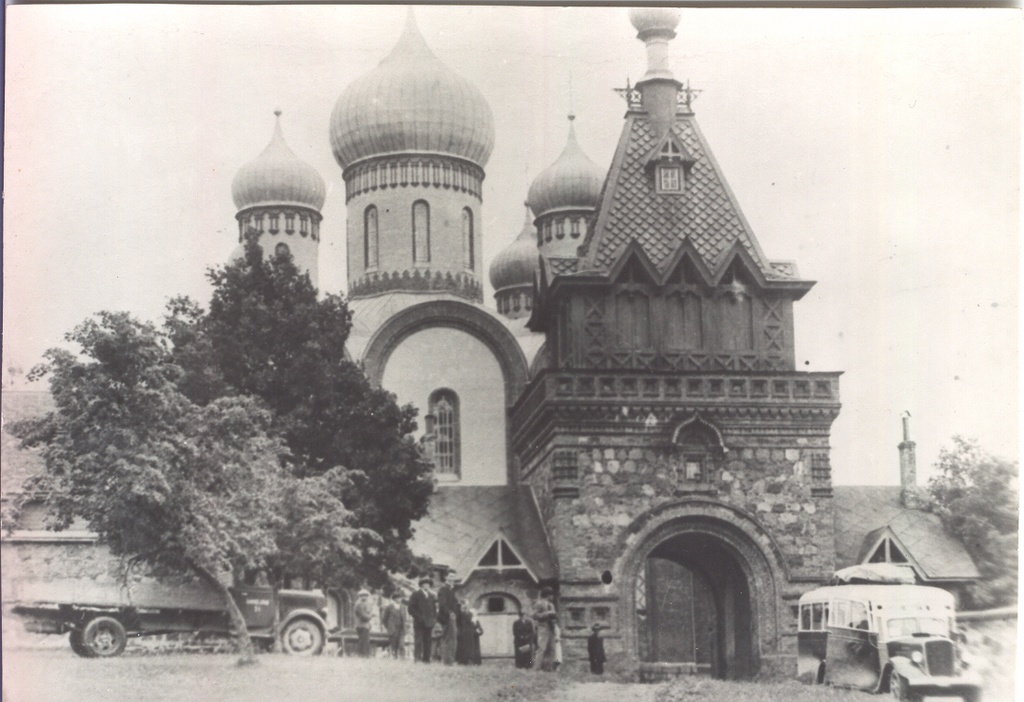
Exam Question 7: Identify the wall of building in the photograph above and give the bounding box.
[381,326,508,485]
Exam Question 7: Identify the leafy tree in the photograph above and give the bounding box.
[928,436,1019,609]
[15,311,358,663]
[167,234,434,589]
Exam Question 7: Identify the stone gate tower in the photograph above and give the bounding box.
[512,8,842,680]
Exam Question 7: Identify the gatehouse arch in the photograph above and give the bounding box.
[619,500,787,680]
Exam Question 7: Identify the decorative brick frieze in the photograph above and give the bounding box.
[349,268,483,302]
[344,155,484,203]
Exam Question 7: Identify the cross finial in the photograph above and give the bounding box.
[274,108,282,117]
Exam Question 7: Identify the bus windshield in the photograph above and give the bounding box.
[886,616,948,638]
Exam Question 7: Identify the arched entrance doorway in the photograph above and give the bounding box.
[624,503,786,682]
[636,532,754,679]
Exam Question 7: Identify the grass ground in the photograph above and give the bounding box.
[1,648,882,702]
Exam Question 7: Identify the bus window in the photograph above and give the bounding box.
[801,604,812,631]
[833,601,849,628]
[812,603,825,630]
[850,602,869,629]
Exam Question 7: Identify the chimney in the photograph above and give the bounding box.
[899,412,921,507]
[629,8,683,138]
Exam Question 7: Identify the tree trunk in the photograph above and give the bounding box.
[190,561,257,666]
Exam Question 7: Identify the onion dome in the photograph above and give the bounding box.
[628,7,682,37]
[527,116,604,218]
[489,203,539,292]
[232,110,326,212]
[329,10,495,170]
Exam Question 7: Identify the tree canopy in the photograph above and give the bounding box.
[166,234,434,588]
[928,436,1018,609]
[14,312,356,659]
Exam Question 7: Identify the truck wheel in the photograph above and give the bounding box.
[69,629,93,658]
[280,618,324,656]
[889,669,919,702]
[81,616,128,657]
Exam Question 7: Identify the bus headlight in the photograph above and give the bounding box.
[911,651,924,664]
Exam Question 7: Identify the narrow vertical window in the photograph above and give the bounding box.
[430,389,460,479]
[555,218,565,239]
[571,218,581,238]
[364,206,379,269]
[462,208,474,270]
[413,200,430,264]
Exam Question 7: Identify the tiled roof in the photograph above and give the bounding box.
[1,391,53,497]
[580,114,789,280]
[408,485,556,582]
[833,486,980,581]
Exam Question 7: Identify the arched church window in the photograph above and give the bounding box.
[462,208,474,270]
[285,213,296,235]
[364,206,379,269]
[672,419,724,484]
[429,389,459,478]
[413,200,430,264]
[555,218,565,239]
[571,218,581,238]
[299,215,309,236]
[268,212,280,235]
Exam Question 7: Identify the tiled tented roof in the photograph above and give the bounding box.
[833,486,980,582]
[580,114,797,281]
[408,485,556,582]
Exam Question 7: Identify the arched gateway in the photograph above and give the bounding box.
[621,502,787,680]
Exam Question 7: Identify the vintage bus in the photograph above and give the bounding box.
[798,582,981,701]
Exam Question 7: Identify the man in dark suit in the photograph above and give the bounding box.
[435,568,459,665]
[407,577,437,663]
[512,609,535,669]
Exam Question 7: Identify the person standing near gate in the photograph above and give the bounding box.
[435,569,458,665]
[587,623,607,675]
[532,587,558,672]
[382,592,408,660]
[407,577,437,663]
[512,609,535,669]
[354,589,375,657]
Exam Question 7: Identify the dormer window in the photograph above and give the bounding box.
[657,165,682,193]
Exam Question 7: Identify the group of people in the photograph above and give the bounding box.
[353,575,607,674]
[378,569,483,665]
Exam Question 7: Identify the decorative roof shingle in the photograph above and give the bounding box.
[580,114,794,281]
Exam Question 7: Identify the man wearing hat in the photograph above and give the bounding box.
[407,577,437,663]
[354,589,375,658]
[435,568,459,665]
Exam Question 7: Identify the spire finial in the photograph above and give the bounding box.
[274,108,282,118]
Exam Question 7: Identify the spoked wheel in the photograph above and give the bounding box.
[280,618,324,656]
[81,616,128,657]
[69,629,93,658]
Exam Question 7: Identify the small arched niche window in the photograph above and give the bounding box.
[274,242,291,258]
[462,208,474,271]
[429,389,460,478]
[364,205,379,269]
[413,200,431,264]
[671,415,726,484]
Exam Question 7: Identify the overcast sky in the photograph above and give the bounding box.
[3,5,1019,485]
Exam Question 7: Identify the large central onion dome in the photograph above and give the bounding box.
[527,115,604,218]
[329,10,495,171]
[232,110,326,212]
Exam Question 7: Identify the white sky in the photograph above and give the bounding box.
[3,5,1020,486]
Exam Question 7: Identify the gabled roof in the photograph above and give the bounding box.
[578,113,800,282]
[833,486,980,582]
[407,485,556,582]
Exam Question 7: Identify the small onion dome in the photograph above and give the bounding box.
[489,203,539,292]
[628,7,681,37]
[329,9,495,170]
[232,110,326,212]
[528,116,603,219]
